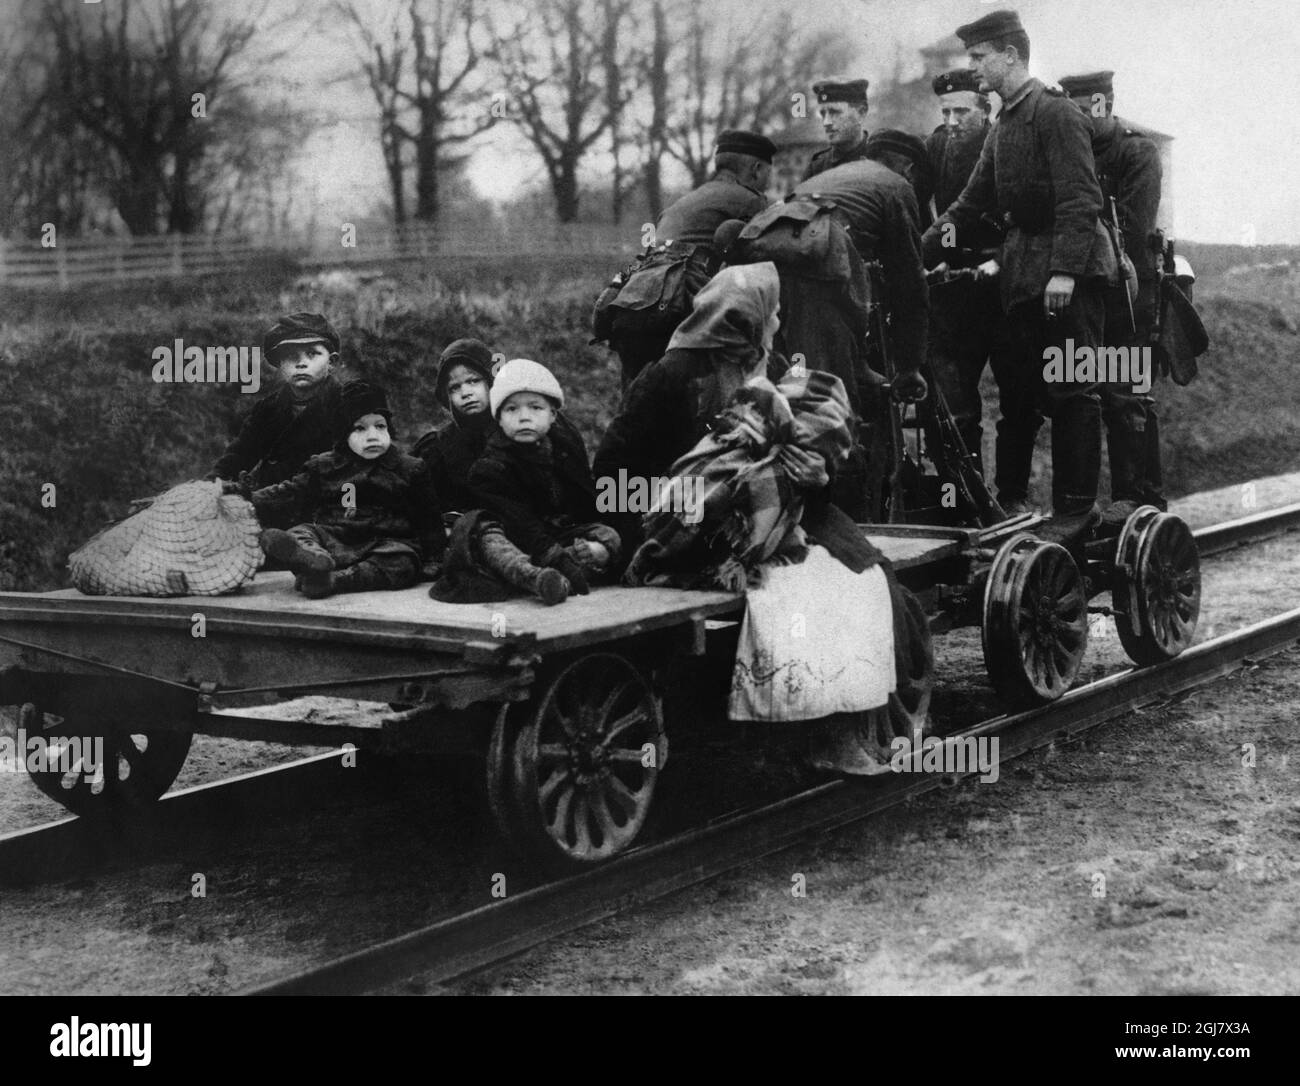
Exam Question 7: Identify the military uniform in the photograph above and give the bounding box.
[786,159,929,518]
[802,78,872,182]
[925,70,1117,522]
[1090,111,1165,511]
[923,114,1016,473]
[614,131,775,384]
[802,133,872,182]
[655,170,769,247]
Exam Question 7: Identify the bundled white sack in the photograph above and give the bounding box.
[69,480,261,597]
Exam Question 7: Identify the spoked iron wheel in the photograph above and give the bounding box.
[486,652,665,869]
[861,585,937,762]
[982,534,1089,707]
[1112,507,1201,666]
[19,703,193,818]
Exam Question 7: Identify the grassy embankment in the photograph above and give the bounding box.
[0,244,1297,591]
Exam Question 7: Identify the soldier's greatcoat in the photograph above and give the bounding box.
[791,159,929,377]
[801,132,872,182]
[1092,118,1162,286]
[655,170,769,247]
[926,78,1118,312]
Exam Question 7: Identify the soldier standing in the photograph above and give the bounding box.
[802,79,873,181]
[1058,70,1166,523]
[923,9,1118,543]
[922,69,1024,499]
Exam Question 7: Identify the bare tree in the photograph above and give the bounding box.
[32,0,278,235]
[489,0,639,223]
[665,8,856,186]
[336,0,496,225]
[639,0,672,220]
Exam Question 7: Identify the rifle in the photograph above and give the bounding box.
[1106,196,1137,336]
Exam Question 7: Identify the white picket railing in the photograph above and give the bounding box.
[0,221,641,288]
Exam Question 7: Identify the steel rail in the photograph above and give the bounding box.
[2,501,1297,973]
[243,605,1300,996]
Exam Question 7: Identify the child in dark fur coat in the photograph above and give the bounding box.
[445,358,619,606]
[243,380,445,598]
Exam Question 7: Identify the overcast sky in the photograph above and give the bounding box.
[296,0,1298,243]
[18,0,1297,243]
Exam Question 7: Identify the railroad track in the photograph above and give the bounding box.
[3,500,1299,988]
[242,505,1300,996]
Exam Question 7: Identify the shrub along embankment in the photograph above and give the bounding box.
[0,247,1296,591]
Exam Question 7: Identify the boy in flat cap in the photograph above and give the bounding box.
[210,312,344,528]
[1058,70,1166,524]
[803,79,872,181]
[247,380,445,598]
[606,129,775,385]
[923,9,1118,544]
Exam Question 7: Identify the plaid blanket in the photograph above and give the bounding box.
[624,368,853,589]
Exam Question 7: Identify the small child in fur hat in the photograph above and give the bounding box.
[242,379,446,598]
[460,358,620,605]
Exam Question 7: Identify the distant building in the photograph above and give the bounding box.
[772,33,1174,228]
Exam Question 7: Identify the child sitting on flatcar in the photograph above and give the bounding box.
[239,380,445,598]
[413,338,499,515]
[430,359,619,606]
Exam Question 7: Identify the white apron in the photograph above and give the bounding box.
[728,545,896,722]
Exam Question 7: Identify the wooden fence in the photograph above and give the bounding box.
[0,221,640,289]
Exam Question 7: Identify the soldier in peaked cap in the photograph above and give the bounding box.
[802,78,872,181]
[864,129,934,230]
[921,68,1014,487]
[656,129,775,248]
[1058,70,1167,523]
[922,9,1119,544]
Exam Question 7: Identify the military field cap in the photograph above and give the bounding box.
[716,129,777,163]
[932,68,981,96]
[956,9,1025,48]
[1058,70,1115,99]
[813,78,869,106]
[865,129,930,171]
[264,312,341,358]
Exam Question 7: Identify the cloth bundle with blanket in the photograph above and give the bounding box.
[623,367,853,589]
[69,480,262,597]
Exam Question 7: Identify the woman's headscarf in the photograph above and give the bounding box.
[666,262,780,360]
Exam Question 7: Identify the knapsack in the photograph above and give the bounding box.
[591,244,706,348]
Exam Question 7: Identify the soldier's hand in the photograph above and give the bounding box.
[1044,274,1076,317]
[891,369,929,404]
[975,258,1000,281]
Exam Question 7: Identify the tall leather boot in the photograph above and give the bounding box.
[1038,397,1101,545]
[994,412,1041,511]
[1141,407,1167,511]
[1101,419,1145,529]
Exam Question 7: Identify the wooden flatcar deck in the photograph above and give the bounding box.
[0,527,973,666]
[0,573,744,655]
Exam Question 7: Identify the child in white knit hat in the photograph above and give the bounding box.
[455,358,620,605]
